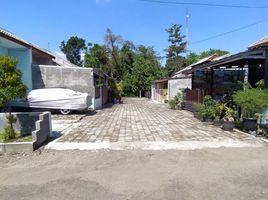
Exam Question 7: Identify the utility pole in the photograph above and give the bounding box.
[185,8,190,53]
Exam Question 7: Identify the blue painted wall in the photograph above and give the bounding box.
[0,46,8,55]
[8,49,32,91]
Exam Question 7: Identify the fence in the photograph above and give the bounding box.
[185,89,205,103]
[153,89,168,103]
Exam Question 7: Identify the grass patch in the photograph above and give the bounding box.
[0,133,32,143]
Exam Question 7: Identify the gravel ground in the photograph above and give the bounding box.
[0,147,268,200]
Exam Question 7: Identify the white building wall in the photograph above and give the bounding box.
[92,87,102,110]
[168,78,192,100]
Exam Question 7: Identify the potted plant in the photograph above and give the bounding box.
[233,88,268,131]
[193,103,203,120]
[174,92,182,110]
[213,104,224,126]
[201,95,216,122]
[222,106,235,131]
[168,99,176,109]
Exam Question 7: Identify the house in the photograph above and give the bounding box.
[151,78,169,103]
[151,55,216,103]
[0,27,111,109]
[182,36,268,105]
[0,27,55,91]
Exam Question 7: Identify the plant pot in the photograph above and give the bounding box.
[222,121,234,131]
[203,117,212,122]
[213,120,221,127]
[175,104,181,110]
[242,118,257,131]
[193,112,199,118]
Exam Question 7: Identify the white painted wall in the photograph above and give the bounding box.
[168,78,192,100]
[91,87,102,110]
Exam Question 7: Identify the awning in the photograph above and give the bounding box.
[183,49,266,74]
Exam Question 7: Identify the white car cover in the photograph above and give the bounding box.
[11,88,92,110]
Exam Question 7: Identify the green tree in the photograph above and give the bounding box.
[84,43,109,72]
[105,28,123,79]
[199,49,229,59]
[128,46,162,96]
[186,49,229,65]
[0,56,27,139]
[164,24,187,77]
[186,52,200,65]
[120,41,135,78]
[60,36,86,66]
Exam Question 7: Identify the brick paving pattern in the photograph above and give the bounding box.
[58,98,263,144]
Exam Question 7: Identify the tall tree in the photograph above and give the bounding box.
[84,43,109,72]
[129,46,163,96]
[60,36,86,67]
[120,41,135,77]
[199,49,229,59]
[105,28,123,79]
[164,24,187,77]
[186,49,229,65]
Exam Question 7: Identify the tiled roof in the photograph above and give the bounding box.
[248,36,268,50]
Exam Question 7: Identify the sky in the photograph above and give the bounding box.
[1,0,268,62]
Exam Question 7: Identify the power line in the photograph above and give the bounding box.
[140,0,268,9]
[191,18,268,45]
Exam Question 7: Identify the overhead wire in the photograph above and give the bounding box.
[139,0,268,9]
[191,18,268,44]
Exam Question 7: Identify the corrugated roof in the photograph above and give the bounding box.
[0,27,54,58]
[172,54,217,77]
[248,36,268,50]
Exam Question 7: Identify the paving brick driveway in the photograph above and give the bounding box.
[51,98,265,149]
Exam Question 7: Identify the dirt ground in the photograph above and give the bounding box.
[0,147,268,200]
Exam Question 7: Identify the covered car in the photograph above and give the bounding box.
[10,88,92,114]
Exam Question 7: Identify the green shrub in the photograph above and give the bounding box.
[168,99,177,109]
[199,95,217,120]
[223,106,235,122]
[256,79,265,90]
[174,92,182,104]
[233,88,268,118]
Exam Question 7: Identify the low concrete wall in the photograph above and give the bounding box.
[0,112,40,134]
[0,142,34,153]
[0,112,52,153]
[32,112,51,150]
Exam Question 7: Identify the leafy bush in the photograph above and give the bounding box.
[168,99,177,109]
[233,88,268,118]
[0,56,27,141]
[256,79,265,90]
[116,81,124,97]
[174,92,182,104]
[198,95,217,120]
[0,56,27,108]
[222,106,235,122]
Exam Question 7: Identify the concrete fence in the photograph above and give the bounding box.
[0,112,52,153]
[32,112,52,150]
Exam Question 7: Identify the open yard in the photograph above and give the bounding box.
[0,98,268,200]
[47,98,265,150]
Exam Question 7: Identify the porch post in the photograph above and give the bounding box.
[210,67,214,98]
[265,49,268,89]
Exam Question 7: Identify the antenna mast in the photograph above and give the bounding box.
[185,8,190,53]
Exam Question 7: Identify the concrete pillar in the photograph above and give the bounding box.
[264,49,268,89]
